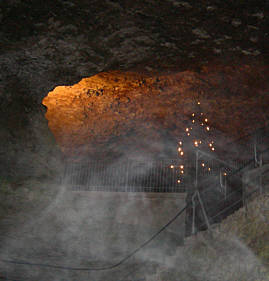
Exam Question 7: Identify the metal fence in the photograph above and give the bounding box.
[187,126,269,235]
[62,126,269,195]
[63,159,186,192]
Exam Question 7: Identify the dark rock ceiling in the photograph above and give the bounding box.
[1,0,268,78]
[0,0,268,176]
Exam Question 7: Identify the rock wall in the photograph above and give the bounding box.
[0,0,268,178]
[42,66,269,159]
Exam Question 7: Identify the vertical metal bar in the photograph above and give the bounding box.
[172,160,175,192]
[243,181,248,217]
[195,150,199,190]
[125,160,129,192]
[224,174,227,200]
[161,160,164,192]
[148,161,152,191]
[88,161,93,190]
[197,189,211,231]
[192,192,196,235]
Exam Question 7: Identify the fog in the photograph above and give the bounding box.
[0,119,268,281]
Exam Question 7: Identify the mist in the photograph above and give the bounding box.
[0,120,268,281]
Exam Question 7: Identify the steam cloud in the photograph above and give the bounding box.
[0,120,267,281]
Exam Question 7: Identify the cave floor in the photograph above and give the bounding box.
[0,186,185,280]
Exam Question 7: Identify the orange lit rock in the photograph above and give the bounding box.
[43,66,269,158]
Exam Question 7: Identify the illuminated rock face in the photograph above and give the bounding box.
[1,0,269,176]
[43,65,269,159]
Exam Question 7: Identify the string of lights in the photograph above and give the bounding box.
[173,101,223,185]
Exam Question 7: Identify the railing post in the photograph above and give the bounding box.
[195,150,199,190]
[192,192,196,235]
[197,189,212,232]
[191,150,199,235]
[243,181,248,217]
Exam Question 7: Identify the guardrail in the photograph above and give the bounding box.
[62,159,186,193]
[188,125,269,235]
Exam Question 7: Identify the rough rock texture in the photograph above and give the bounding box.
[42,66,269,158]
[0,0,269,176]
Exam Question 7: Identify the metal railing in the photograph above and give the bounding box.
[189,125,269,235]
[63,159,186,193]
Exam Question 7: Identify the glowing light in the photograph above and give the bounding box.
[170,165,174,169]
[180,151,184,156]
[177,179,181,183]
[180,165,184,169]
[194,140,198,147]
[201,113,204,115]
[192,120,195,123]
[209,143,213,147]
[178,147,182,152]
[201,163,205,167]
[185,128,189,132]
[179,141,182,145]
[201,123,204,126]
[180,170,184,174]
[197,101,201,105]
[208,167,211,171]
[192,113,195,117]
[223,172,227,176]
[211,147,215,151]
[187,133,190,136]
[205,118,208,122]
[199,140,202,144]
[206,126,210,131]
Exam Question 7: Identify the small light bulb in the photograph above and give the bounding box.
[170,165,174,169]
[202,163,205,167]
[179,141,182,145]
[206,126,210,131]
[192,113,195,117]
[211,147,215,151]
[181,170,184,174]
[205,118,208,122]
[178,147,182,152]
[186,128,189,132]
[187,133,190,136]
[192,120,195,123]
[180,151,184,156]
[177,179,181,183]
[197,101,200,105]
[209,143,212,147]
[223,172,227,176]
[180,165,184,169]
[208,167,211,171]
[199,140,202,144]
[194,141,198,147]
